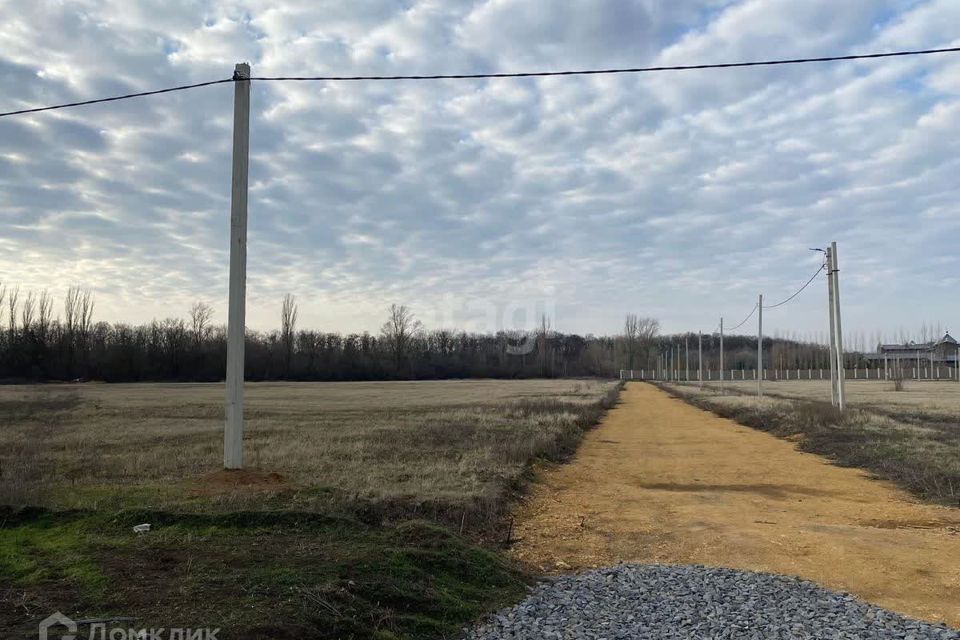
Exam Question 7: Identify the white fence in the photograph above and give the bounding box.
[620,367,960,382]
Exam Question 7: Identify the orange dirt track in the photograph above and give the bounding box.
[510,382,960,627]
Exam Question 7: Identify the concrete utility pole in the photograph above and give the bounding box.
[225,62,251,470]
[719,317,725,393]
[685,335,690,382]
[826,247,839,406]
[831,241,846,410]
[698,331,703,390]
[757,294,763,398]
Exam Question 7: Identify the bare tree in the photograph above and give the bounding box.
[64,286,94,377]
[380,304,422,372]
[7,285,19,343]
[36,290,53,344]
[537,314,553,377]
[622,314,660,369]
[79,289,94,339]
[189,301,214,346]
[20,290,36,335]
[281,294,298,375]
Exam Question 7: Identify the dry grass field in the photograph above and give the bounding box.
[664,381,960,506]
[1,378,622,639]
[0,378,619,519]
[708,379,960,418]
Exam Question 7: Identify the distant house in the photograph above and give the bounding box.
[864,332,959,367]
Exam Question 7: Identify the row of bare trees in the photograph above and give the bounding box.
[0,282,870,383]
[0,286,653,381]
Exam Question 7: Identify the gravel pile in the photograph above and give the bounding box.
[464,564,959,639]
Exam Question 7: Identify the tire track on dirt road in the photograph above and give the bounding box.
[510,383,960,626]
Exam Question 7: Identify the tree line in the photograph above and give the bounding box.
[0,284,867,383]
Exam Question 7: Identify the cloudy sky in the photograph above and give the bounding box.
[2,0,959,340]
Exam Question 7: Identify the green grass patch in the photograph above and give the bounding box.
[0,507,529,639]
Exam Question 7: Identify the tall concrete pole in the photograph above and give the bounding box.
[225,62,251,470]
[719,317,725,393]
[831,241,846,411]
[698,331,703,390]
[685,335,690,382]
[826,247,839,406]
[758,294,763,398]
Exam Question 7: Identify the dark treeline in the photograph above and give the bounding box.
[0,289,626,382]
[0,286,862,383]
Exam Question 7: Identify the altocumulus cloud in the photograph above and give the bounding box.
[1,0,959,339]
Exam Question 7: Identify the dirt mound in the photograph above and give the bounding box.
[192,469,288,494]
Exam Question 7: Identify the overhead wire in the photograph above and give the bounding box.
[250,46,960,81]
[3,46,960,118]
[714,261,825,338]
[0,78,234,119]
[763,263,826,309]
[727,303,759,332]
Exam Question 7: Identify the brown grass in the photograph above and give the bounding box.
[0,379,620,526]
[663,382,960,506]
[701,379,960,420]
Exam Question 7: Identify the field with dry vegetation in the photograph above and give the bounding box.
[711,379,960,419]
[1,378,620,639]
[2,379,618,520]
[663,381,960,506]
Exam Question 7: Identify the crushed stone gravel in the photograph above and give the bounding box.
[463,564,959,639]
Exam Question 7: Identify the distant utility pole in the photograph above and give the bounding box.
[757,293,763,398]
[685,335,689,382]
[225,62,251,470]
[831,241,846,410]
[719,317,725,393]
[826,246,839,407]
[698,331,703,390]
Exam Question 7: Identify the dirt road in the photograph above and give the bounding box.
[510,383,960,626]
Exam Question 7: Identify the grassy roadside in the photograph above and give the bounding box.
[1,380,623,639]
[660,383,960,507]
[1,508,528,639]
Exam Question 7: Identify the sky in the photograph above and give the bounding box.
[1,0,959,340]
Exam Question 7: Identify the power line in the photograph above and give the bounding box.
[0,78,234,119]
[763,264,826,309]
[251,46,960,82]
[727,304,759,332]
[3,46,960,118]
[719,263,824,335]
